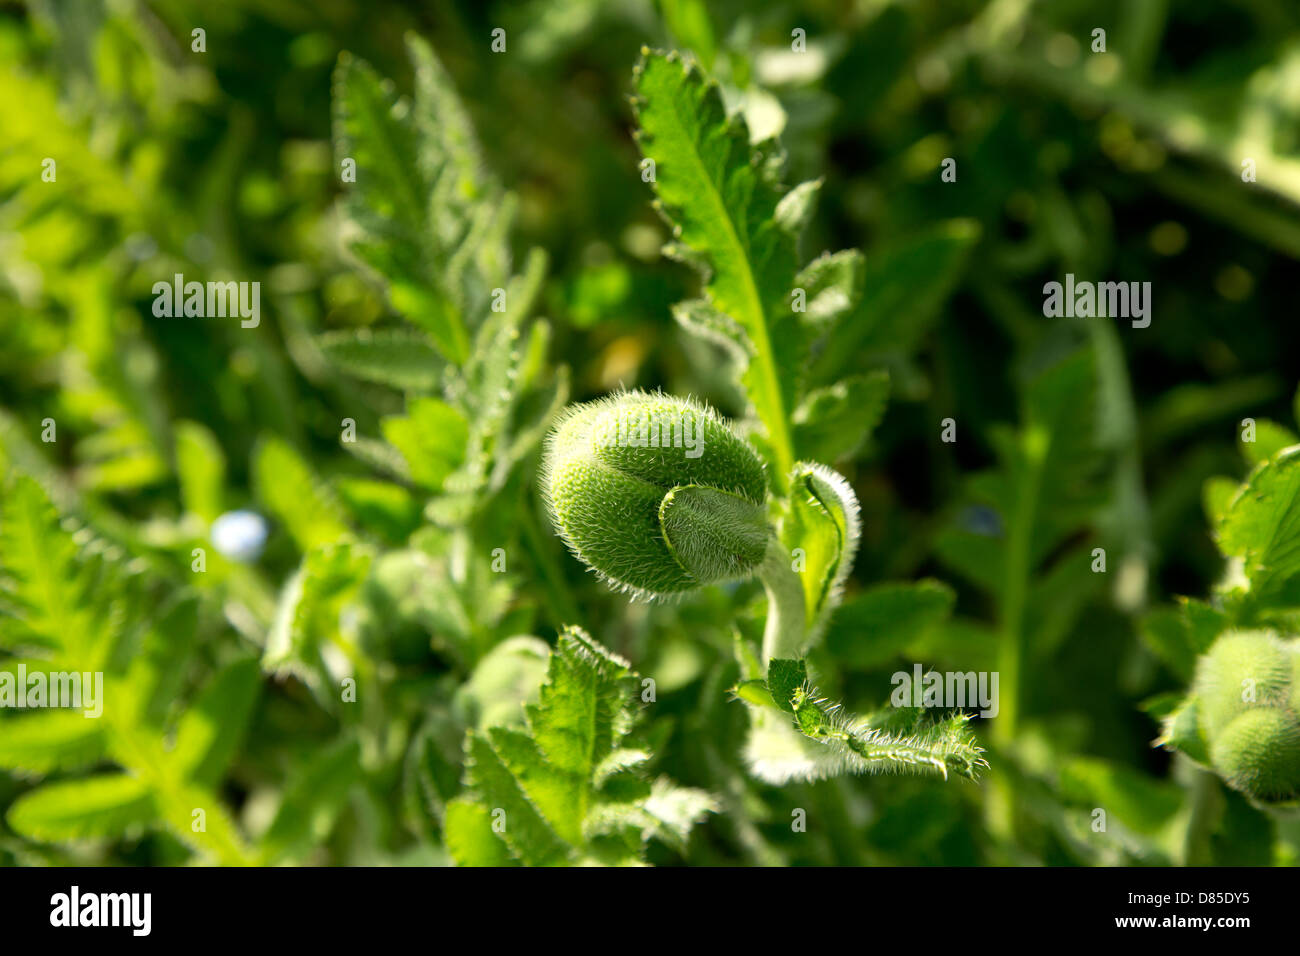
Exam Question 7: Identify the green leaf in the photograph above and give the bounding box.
[638,778,718,854]
[0,475,129,668]
[793,371,889,463]
[252,437,351,552]
[174,421,225,524]
[6,774,154,842]
[657,0,717,69]
[1139,599,1228,682]
[315,328,443,391]
[1058,756,1183,836]
[444,796,516,867]
[265,541,372,679]
[335,478,421,544]
[463,730,572,865]
[1217,446,1300,597]
[0,712,107,775]
[171,658,261,788]
[455,627,711,865]
[633,49,801,479]
[741,671,987,784]
[381,397,469,492]
[333,51,463,361]
[825,579,956,670]
[455,635,550,731]
[261,738,361,864]
[937,348,1103,596]
[122,593,199,728]
[1203,475,1238,529]
[0,475,85,654]
[793,248,861,327]
[765,658,808,713]
[780,463,861,636]
[1239,418,1298,465]
[332,35,507,364]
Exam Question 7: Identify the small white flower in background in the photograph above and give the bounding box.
[211,510,268,562]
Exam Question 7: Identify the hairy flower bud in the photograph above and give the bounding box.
[541,391,769,599]
[1178,630,1300,803]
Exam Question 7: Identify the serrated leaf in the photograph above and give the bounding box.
[0,476,86,654]
[742,683,987,785]
[253,437,351,552]
[671,298,752,363]
[793,248,861,327]
[811,220,978,383]
[639,778,717,854]
[0,712,107,775]
[6,774,154,842]
[316,328,443,391]
[0,476,130,668]
[793,371,889,462]
[1217,446,1300,597]
[633,50,802,479]
[332,32,520,366]
[333,48,470,361]
[444,796,516,867]
[775,178,822,239]
[381,397,469,492]
[455,627,710,865]
[463,731,571,866]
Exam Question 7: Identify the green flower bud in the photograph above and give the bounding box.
[1193,630,1293,736]
[1209,708,1300,801]
[541,391,769,599]
[1181,629,1300,803]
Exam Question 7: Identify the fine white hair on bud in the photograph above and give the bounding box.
[1165,629,1300,804]
[541,390,770,600]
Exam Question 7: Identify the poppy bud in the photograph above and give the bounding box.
[541,391,769,599]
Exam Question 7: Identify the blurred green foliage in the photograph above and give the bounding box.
[2,0,1300,865]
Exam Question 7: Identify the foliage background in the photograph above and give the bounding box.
[2,0,1300,865]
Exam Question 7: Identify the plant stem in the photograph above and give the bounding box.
[993,424,1047,748]
[758,535,806,667]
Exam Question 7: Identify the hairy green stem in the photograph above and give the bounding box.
[758,535,806,667]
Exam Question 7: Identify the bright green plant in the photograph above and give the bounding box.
[1164,630,1300,804]
[542,388,986,784]
[0,477,264,864]
[1153,440,1300,813]
[444,626,715,865]
[8,0,1300,871]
